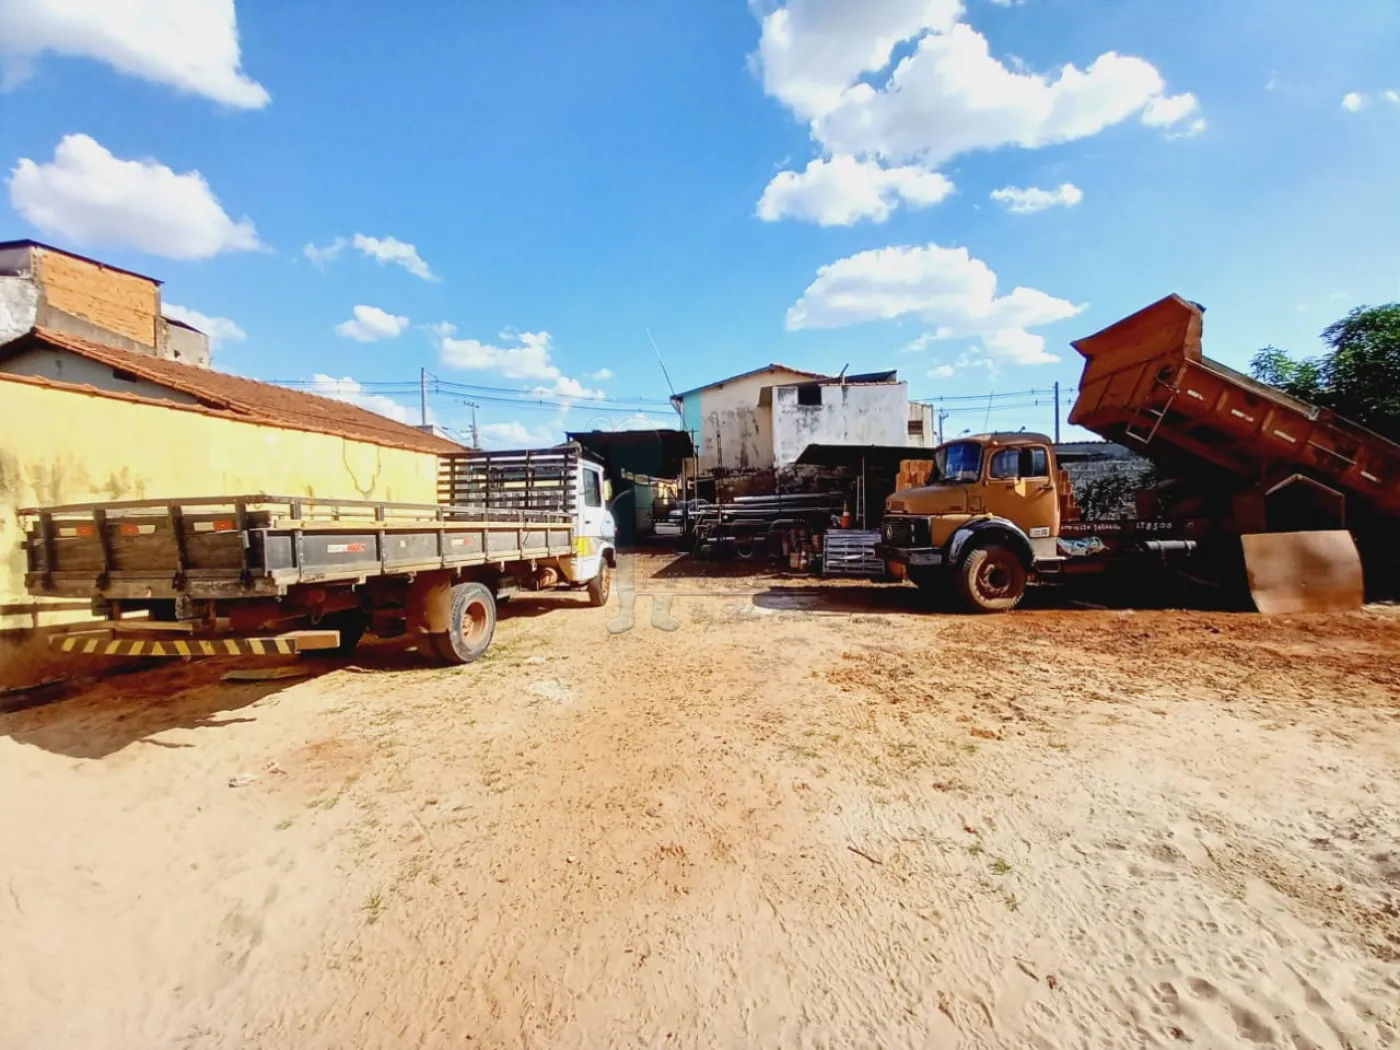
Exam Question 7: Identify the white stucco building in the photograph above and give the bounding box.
[768,375,912,465]
[672,365,924,493]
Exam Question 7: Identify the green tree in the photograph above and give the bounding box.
[1248,346,1323,402]
[1319,305,1400,441]
[1248,304,1400,442]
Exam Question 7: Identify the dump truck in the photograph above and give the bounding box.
[878,295,1397,613]
[21,445,616,664]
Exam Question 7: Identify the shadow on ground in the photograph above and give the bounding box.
[646,553,800,583]
[0,588,596,758]
[0,629,481,759]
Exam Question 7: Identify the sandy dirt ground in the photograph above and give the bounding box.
[3,552,1400,1049]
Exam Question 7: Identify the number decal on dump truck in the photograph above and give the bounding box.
[326,543,368,554]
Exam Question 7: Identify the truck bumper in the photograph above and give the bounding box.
[874,544,944,568]
[49,629,342,658]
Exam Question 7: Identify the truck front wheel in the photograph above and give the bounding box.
[957,544,1026,613]
[431,582,497,664]
[587,563,613,607]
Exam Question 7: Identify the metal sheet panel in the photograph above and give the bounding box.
[1241,530,1364,614]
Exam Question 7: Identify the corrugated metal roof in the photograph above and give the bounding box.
[2,328,462,456]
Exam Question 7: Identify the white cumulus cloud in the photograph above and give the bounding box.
[0,0,269,108]
[478,420,561,449]
[754,0,964,121]
[1142,92,1201,127]
[352,234,436,281]
[784,242,1084,365]
[810,24,1202,165]
[162,303,245,345]
[437,328,603,400]
[303,237,347,268]
[1342,92,1369,112]
[9,133,262,259]
[335,305,409,342]
[301,233,436,281]
[990,182,1084,214]
[927,364,956,379]
[1387,90,1400,105]
[308,375,413,424]
[758,155,954,225]
[751,0,1201,225]
[591,368,614,381]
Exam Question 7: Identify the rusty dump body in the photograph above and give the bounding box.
[1070,295,1400,523]
[1068,294,1397,610]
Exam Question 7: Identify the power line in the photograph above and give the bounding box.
[271,376,674,406]
[911,386,1074,405]
[278,372,1074,429]
[434,378,673,404]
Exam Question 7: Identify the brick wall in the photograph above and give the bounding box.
[33,247,159,348]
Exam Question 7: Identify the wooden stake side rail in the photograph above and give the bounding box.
[22,494,576,601]
[437,447,579,518]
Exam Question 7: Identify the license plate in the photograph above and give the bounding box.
[909,551,943,566]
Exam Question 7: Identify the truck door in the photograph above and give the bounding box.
[985,446,1059,540]
[577,463,614,562]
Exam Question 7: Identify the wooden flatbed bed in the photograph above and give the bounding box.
[23,495,575,601]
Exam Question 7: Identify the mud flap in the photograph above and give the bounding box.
[1241,531,1364,614]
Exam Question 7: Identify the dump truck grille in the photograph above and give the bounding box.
[882,516,930,548]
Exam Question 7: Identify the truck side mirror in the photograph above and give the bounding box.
[603,479,613,502]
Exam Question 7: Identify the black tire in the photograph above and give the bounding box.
[587,564,613,607]
[956,544,1027,613]
[420,632,454,661]
[302,609,365,658]
[434,582,497,665]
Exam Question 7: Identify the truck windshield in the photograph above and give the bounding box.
[934,441,983,483]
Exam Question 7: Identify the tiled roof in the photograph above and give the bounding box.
[3,328,463,456]
[671,363,830,400]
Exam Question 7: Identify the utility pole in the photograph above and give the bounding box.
[1053,381,1061,443]
[465,401,481,449]
[937,408,948,445]
[420,367,429,427]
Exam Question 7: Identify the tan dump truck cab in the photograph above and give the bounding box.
[877,432,1074,611]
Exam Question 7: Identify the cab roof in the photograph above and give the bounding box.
[946,431,1054,447]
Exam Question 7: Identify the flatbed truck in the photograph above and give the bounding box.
[22,445,617,664]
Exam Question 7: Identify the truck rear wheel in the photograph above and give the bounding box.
[431,582,497,664]
[957,544,1026,613]
[587,564,613,607]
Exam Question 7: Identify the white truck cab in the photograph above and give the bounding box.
[562,454,617,605]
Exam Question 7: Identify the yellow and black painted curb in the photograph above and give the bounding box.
[51,635,303,657]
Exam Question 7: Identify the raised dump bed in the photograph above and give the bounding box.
[1069,294,1400,523]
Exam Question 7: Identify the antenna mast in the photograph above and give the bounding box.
[646,327,681,418]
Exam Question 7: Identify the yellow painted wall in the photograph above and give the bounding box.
[0,378,441,635]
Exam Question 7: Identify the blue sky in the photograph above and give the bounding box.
[2,0,1398,445]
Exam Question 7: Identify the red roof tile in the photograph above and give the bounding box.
[4,328,463,456]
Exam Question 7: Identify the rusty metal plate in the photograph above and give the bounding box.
[1241,530,1364,615]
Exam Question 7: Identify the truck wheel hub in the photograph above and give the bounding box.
[979,562,1012,595]
[461,600,490,643]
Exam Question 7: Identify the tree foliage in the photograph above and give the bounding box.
[1248,304,1400,442]
[1074,462,1157,520]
